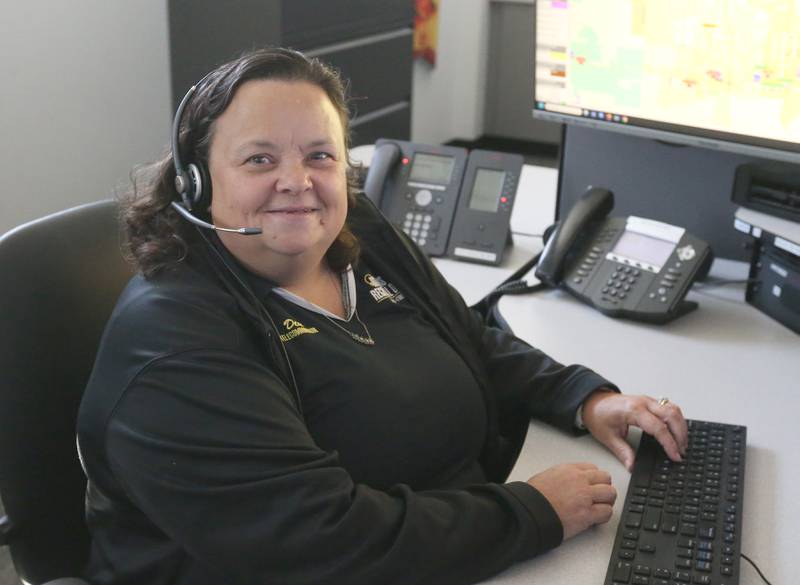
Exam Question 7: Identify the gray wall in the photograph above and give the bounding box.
[411,0,489,145]
[0,1,172,236]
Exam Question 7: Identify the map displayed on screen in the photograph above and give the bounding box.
[535,0,800,147]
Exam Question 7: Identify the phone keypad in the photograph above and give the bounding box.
[402,212,439,247]
[600,265,642,303]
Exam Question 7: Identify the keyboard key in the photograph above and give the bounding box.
[643,507,661,531]
[675,558,692,569]
[626,513,642,529]
[612,560,633,582]
[633,564,651,575]
[698,525,715,539]
[619,550,635,560]
[639,543,656,553]
[695,560,712,572]
[661,515,678,534]
[674,570,691,582]
[677,548,693,559]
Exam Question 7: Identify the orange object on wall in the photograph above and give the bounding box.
[413,0,439,66]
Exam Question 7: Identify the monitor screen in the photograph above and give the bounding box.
[468,168,506,212]
[533,0,800,164]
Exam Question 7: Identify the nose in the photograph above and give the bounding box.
[274,158,312,194]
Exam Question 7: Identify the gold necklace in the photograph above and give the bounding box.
[324,269,375,346]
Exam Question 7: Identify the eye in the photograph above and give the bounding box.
[246,154,273,165]
[309,151,335,162]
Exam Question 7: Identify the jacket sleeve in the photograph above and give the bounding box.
[105,348,563,585]
[399,234,619,433]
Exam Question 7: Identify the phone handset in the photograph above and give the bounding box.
[364,142,401,207]
[535,187,614,286]
[362,139,470,256]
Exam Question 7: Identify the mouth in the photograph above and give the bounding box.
[264,207,320,215]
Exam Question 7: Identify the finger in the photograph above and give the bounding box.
[590,483,617,505]
[605,435,636,471]
[590,503,614,526]
[586,469,612,485]
[574,462,600,471]
[648,400,689,454]
[636,409,683,462]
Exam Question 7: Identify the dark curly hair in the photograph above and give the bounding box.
[120,47,361,278]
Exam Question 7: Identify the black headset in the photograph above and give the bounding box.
[170,75,262,235]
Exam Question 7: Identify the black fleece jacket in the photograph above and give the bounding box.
[77,194,616,585]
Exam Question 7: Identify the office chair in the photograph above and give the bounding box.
[0,200,134,585]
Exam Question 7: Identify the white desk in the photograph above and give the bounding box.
[429,167,799,585]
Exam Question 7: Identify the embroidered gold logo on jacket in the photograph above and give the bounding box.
[364,273,405,303]
[280,318,319,342]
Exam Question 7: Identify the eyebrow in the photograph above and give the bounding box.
[234,138,337,157]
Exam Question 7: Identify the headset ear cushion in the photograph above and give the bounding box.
[184,163,207,211]
[191,162,212,211]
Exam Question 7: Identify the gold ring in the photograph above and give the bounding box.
[657,397,670,406]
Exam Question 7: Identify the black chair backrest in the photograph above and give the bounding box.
[0,200,134,584]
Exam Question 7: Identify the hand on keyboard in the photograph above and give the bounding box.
[528,462,617,540]
[582,392,689,471]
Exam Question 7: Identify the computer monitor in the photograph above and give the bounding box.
[533,0,800,165]
[533,0,800,260]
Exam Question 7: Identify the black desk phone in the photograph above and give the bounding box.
[535,187,713,323]
[364,139,523,265]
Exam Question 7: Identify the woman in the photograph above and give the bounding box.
[77,48,688,585]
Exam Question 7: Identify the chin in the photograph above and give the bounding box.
[264,237,328,258]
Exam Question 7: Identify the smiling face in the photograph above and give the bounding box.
[207,79,349,280]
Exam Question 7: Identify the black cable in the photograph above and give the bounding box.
[741,552,774,585]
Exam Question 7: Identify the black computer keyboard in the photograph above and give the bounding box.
[604,419,747,585]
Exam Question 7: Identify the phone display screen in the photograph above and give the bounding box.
[409,153,456,185]
[611,230,675,269]
[468,168,506,213]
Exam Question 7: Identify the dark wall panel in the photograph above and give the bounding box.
[282,0,414,49]
[168,0,281,108]
[350,106,411,146]
[315,32,413,118]
[558,126,774,260]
